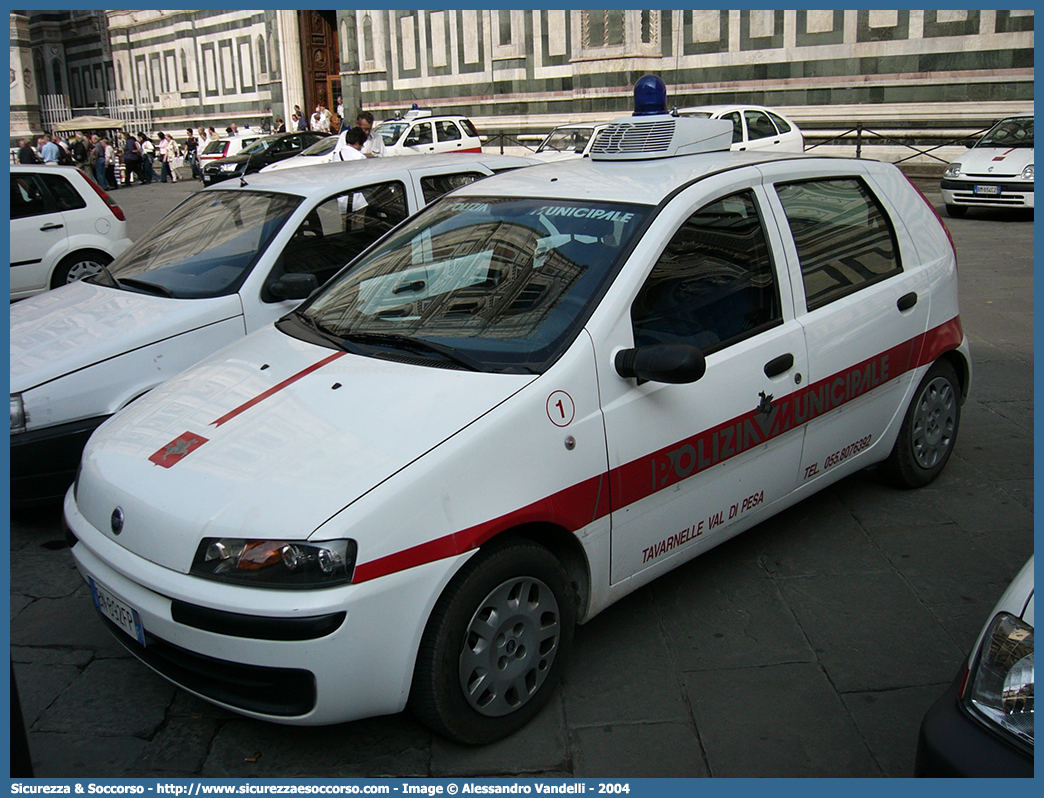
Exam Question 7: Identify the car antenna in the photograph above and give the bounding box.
[240,139,254,186]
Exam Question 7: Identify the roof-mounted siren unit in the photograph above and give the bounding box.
[404,104,432,120]
[590,75,733,161]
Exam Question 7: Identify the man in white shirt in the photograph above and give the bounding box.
[357,112,385,158]
[338,127,367,161]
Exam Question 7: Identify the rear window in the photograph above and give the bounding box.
[459,118,479,138]
[202,140,229,157]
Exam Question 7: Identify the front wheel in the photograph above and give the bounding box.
[880,359,961,488]
[51,250,112,289]
[409,538,575,745]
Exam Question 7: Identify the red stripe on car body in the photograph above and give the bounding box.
[351,316,965,583]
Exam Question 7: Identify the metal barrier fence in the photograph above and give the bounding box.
[803,122,991,165]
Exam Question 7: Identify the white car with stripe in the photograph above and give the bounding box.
[67,78,971,745]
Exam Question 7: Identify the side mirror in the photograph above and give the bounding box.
[615,344,706,385]
[270,273,319,300]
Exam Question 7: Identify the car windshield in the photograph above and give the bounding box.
[979,117,1033,148]
[537,128,595,154]
[88,190,302,299]
[288,195,652,373]
[375,121,409,145]
[302,137,339,156]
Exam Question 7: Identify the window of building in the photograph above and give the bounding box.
[257,36,267,74]
[775,178,902,310]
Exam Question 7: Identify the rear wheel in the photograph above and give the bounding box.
[880,359,961,488]
[945,204,967,218]
[409,538,575,745]
[51,250,112,289]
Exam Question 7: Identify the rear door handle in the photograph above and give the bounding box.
[897,292,918,312]
[39,223,64,231]
[764,353,794,377]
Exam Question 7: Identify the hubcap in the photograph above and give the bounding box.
[459,576,561,717]
[910,376,956,469]
[65,259,105,283]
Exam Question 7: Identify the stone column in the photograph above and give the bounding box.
[276,10,305,122]
[10,12,43,145]
[336,11,361,122]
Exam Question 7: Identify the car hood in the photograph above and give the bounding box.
[75,325,534,572]
[529,151,584,163]
[955,145,1034,176]
[10,280,244,392]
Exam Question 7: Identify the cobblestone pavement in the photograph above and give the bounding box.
[10,178,1033,778]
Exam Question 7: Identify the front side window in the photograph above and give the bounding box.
[632,191,781,354]
[265,182,407,300]
[90,191,301,298]
[10,175,50,219]
[721,112,743,144]
[405,122,434,147]
[776,178,901,310]
[288,196,652,373]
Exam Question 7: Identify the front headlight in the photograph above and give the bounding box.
[944,162,963,179]
[964,612,1034,749]
[1022,164,1034,181]
[190,537,357,587]
[11,394,26,434]
[219,162,241,172]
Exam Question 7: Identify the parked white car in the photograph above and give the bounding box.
[10,165,132,300]
[916,556,1033,776]
[374,109,483,156]
[260,135,340,173]
[940,115,1034,217]
[10,154,535,506]
[677,104,804,152]
[67,94,970,746]
[529,123,609,162]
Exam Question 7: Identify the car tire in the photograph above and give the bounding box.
[409,537,575,745]
[50,250,112,289]
[880,359,961,488]
[945,204,968,218]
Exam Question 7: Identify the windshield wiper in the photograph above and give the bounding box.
[292,309,347,349]
[88,265,119,289]
[115,277,174,297]
[340,332,485,372]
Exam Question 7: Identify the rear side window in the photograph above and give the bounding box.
[38,173,87,212]
[459,118,479,138]
[744,110,778,141]
[631,190,782,354]
[776,178,901,311]
[720,112,742,144]
[767,111,792,134]
[435,121,461,142]
[420,171,486,204]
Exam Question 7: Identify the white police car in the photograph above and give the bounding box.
[940,115,1034,217]
[67,77,971,745]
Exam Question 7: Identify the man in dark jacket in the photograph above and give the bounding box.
[17,139,40,164]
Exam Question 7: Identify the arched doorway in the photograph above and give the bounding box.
[298,10,339,120]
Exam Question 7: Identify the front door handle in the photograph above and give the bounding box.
[897,292,918,312]
[39,222,64,231]
[764,353,794,377]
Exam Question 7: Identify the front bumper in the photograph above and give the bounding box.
[940,178,1034,209]
[915,667,1033,777]
[11,415,110,507]
[65,490,468,725]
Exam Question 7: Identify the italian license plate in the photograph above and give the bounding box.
[89,577,146,646]
[974,185,1000,196]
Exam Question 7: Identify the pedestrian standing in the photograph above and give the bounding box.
[138,133,155,183]
[160,133,181,183]
[71,134,89,173]
[358,112,385,158]
[17,138,40,164]
[122,135,142,185]
[93,137,107,187]
[185,128,201,180]
[104,138,118,189]
[40,134,61,164]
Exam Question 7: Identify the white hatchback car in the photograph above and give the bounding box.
[940,115,1034,217]
[11,154,535,506]
[374,109,483,156]
[10,165,132,300]
[67,97,969,746]
[677,104,804,152]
